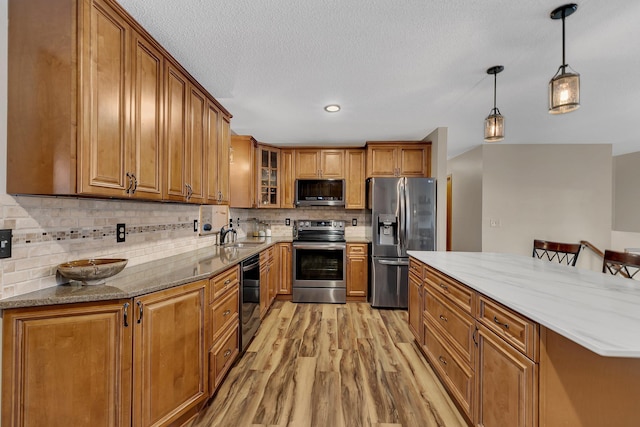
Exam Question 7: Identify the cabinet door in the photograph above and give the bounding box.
[475,324,537,427]
[277,243,292,294]
[130,32,163,199]
[186,85,207,203]
[345,149,365,209]
[206,103,221,203]
[268,247,279,304]
[408,271,423,344]
[258,146,280,207]
[133,280,207,427]
[2,300,133,427]
[295,150,320,178]
[164,64,188,201]
[398,145,430,177]
[79,0,130,196]
[320,149,344,178]
[217,115,231,204]
[346,244,368,298]
[259,261,269,318]
[366,145,397,177]
[280,149,295,208]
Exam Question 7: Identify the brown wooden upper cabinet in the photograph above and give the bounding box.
[366,142,432,177]
[345,149,366,209]
[295,149,345,179]
[280,149,296,209]
[6,0,231,204]
[229,137,280,208]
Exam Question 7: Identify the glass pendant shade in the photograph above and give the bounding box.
[484,110,504,142]
[549,67,580,114]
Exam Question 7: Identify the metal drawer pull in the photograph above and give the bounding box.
[439,314,448,322]
[223,349,232,358]
[493,316,510,330]
[439,282,448,291]
[224,279,231,285]
[137,300,143,324]
[438,356,447,366]
[223,309,231,317]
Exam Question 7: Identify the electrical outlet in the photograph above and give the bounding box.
[489,219,501,228]
[117,223,126,243]
[0,229,12,259]
[285,218,291,226]
[193,219,198,232]
[352,218,357,226]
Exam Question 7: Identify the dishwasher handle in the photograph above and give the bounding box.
[242,260,260,272]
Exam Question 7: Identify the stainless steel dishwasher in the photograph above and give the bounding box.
[240,253,261,352]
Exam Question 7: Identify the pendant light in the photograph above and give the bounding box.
[549,3,580,114]
[484,65,505,142]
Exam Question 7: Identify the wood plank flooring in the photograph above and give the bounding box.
[188,301,466,427]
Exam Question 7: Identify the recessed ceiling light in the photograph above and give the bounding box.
[324,104,341,113]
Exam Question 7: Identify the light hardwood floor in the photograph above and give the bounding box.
[189,301,467,427]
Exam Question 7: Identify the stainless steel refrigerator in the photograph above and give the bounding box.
[366,177,436,308]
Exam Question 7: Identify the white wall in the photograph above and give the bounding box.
[613,151,640,233]
[481,144,612,270]
[448,146,483,251]
[424,127,448,251]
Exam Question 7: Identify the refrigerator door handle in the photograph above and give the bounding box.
[403,177,410,250]
[378,259,410,266]
[398,178,405,253]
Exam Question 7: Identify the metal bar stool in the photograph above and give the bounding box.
[602,249,640,280]
[532,239,582,266]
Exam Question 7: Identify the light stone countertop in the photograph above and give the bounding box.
[0,236,369,310]
[408,251,640,358]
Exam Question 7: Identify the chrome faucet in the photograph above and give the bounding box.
[220,225,237,245]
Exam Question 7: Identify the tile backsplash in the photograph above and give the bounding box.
[0,196,368,300]
[0,195,216,300]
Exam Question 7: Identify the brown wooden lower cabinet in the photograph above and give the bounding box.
[2,299,133,427]
[346,243,368,300]
[133,280,208,427]
[277,242,292,295]
[408,257,537,427]
[2,279,218,427]
[475,323,537,427]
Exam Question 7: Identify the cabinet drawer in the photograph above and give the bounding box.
[425,267,474,314]
[210,266,239,302]
[424,285,475,366]
[423,317,474,419]
[409,257,425,279]
[347,243,367,256]
[210,324,239,391]
[210,284,239,342]
[477,295,538,361]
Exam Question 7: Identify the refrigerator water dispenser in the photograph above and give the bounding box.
[377,214,397,245]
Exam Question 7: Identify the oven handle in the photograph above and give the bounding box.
[293,244,346,250]
[378,259,410,266]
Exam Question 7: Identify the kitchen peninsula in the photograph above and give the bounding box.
[408,251,640,427]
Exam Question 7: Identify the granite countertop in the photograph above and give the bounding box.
[0,237,292,310]
[408,251,640,358]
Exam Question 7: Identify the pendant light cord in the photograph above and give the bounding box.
[561,11,567,73]
[493,72,497,111]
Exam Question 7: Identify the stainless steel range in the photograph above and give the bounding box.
[292,220,346,303]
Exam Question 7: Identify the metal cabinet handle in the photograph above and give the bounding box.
[439,314,448,322]
[123,302,130,327]
[223,349,232,358]
[473,326,478,346]
[439,282,449,291]
[125,173,133,194]
[493,316,510,330]
[131,174,138,194]
[224,279,231,285]
[438,356,447,366]
[223,309,231,317]
[137,300,143,324]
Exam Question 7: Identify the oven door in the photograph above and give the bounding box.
[292,241,346,288]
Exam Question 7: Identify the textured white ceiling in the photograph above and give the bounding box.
[118,0,640,157]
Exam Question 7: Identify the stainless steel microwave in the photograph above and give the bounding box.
[294,179,345,207]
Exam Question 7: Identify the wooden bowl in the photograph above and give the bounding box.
[57,258,128,285]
